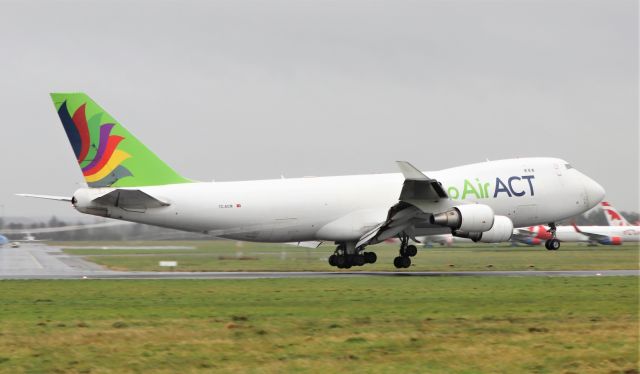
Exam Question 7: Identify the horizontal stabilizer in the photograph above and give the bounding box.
[93,189,170,210]
[396,161,430,180]
[16,194,72,202]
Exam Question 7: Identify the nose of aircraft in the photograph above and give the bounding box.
[584,176,606,208]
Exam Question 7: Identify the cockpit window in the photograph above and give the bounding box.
[565,164,573,169]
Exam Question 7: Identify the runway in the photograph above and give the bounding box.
[1,243,638,280]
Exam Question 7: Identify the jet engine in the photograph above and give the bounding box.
[477,216,514,243]
[522,237,542,245]
[600,236,622,245]
[451,216,514,243]
[431,204,495,232]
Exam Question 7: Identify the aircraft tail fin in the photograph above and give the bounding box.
[600,202,630,226]
[50,93,192,188]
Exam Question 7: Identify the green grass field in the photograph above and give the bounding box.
[56,241,640,272]
[0,277,637,373]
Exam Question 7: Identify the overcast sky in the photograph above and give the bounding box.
[0,0,637,221]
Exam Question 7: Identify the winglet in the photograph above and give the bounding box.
[396,161,448,200]
[396,161,429,181]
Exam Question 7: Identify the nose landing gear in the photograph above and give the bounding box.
[544,222,561,250]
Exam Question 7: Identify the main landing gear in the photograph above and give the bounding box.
[328,243,377,269]
[394,234,417,269]
[544,222,561,250]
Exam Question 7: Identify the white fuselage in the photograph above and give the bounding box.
[72,158,604,244]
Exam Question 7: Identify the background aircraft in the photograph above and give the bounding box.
[601,202,634,226]
[0,234,15,248]
[516,202,639,247]
[418,231,543,248]
[20,93,605,268]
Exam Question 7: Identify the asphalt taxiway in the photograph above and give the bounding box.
[1,243,637,280]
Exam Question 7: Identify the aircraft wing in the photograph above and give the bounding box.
[510,228,536,242]
[571,224,609,242]
[514,228,535,237]
[285,241,323,249]
[356,161,447,248]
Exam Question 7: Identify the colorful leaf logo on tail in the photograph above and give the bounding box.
[58,101,132,187]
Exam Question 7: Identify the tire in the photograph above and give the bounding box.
[364,252,377,264]
[393,256,403,269]
[405,245,418,257]
[549,239,560,250]
[328,255,337,266]
[401,256,411,268]
[335,255,346,268]
[353,255,366,266]
[544,240,552,250]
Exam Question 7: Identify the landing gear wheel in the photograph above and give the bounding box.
[353,255,366,266]
[363,252,377,264]
[545,238,560,251]
[397,233,418,261]
[405,245,417,257]
[328,255,337,266]
[394,256,411,269]
[401,256,411,268]
[335,255,347,268]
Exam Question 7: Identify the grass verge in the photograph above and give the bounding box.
[55,241,640,272]
[0,276,637,373]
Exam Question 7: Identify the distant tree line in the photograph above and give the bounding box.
[1,216,208,241]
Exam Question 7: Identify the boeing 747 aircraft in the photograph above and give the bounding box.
[19,93,606,268]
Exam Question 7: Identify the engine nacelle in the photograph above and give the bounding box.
[452,230,483,242]
[431,204,495,233]
[522,237,542,245]
[452,216,513,243]
[477,216,514,243]
[600,236,622,245]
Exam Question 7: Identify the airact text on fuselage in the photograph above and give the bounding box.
[446,175,535,200]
